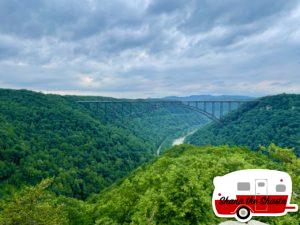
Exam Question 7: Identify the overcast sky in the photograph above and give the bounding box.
[0,0,299,98]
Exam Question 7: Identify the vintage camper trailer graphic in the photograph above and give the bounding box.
[212,169,298,222]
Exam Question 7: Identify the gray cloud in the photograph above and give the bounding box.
[147,0,187,14]
[0,0,299,98]
[180,0,297,32]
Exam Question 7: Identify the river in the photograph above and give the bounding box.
[156,128,199,155]
[172,129,198,146]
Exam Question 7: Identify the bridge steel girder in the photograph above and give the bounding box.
[77,100,257,123]
[178,103,220,123]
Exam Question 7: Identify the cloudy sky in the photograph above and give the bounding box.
[0,0,299,98]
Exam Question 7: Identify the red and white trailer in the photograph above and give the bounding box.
[212,169,298,222]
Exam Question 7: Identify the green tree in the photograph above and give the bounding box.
[92,145,300,225]
[0,178,68,225]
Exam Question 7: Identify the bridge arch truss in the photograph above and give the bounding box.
[77,100,257,123]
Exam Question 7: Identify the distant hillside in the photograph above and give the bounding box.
[0,89,157,199]
[163,94,253,101]
[91,144,299,225]
[0,89,207,199]
[187,94,300,156]
[66,95,209,151]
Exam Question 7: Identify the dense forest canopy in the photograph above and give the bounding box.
[0,88,207,199]
[3,145,296,225]
[90,144,299,225]
[187,94,300,156]
[0,89,154,199]
[0,89,299,225]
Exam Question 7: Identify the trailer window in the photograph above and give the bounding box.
[258,182,265,187]
[237,182,250,191]
[276,184,286,192]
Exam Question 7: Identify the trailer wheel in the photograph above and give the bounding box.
[236,206,251,221]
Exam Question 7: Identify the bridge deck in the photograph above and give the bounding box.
[77,99,258,122]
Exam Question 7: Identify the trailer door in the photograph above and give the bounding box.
[255,179,268,211]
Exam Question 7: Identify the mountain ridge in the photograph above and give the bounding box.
[187,93,300,156]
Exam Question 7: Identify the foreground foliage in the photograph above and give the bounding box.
[92,144,300,225]
[0,179,68,225]
[0,145,298,224]
[0,178,94,225]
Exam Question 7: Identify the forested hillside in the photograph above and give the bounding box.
[187,94,300,156]
[1,144,298,225]
[0,89,299,224]
[70,96,208,151]
[0,89,156,199]
[91,145,299,225]
[0,89,207,199]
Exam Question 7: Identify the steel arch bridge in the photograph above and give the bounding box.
[77,100,257,122]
